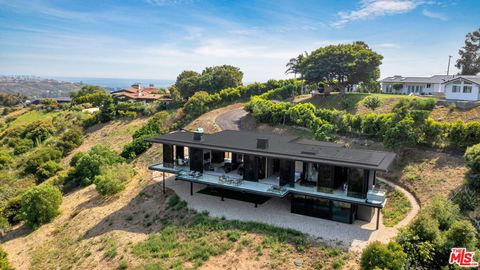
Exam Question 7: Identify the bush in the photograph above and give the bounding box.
[36,160,63,182]
[360,241,406,270]
[444,220,478,250]
[0,246,14,270]
[74,145,124,186]
[12,138,34,155]
[423,196,460,230]
[464,143,480,190]
[383,117,419,149]
[20,184,62,228]
[117,110,137,119]
[24,147,62,175]
[452,186,478,212]
[56,128,83,155]
[94,164,134,196]
[414,98,436,110]
[363,96,382,111]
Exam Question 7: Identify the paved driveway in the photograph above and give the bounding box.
[215,108,248,131]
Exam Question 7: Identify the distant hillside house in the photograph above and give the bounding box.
[380,75,454,96]
[443,76,480,101]
[111,83,172,104]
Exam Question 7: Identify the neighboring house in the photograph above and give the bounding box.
[30,96,72,104]
[380,75,454,96]
[443,75,480,101]
[147,129,396,228]
[111,83,172,104]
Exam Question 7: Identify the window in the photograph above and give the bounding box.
[452,85,461,93]
[463,85,472,93]
[426,84,431,88]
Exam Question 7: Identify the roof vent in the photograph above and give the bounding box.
[193,128,204,141]
[301,151,316,155]
[256,138,268,149]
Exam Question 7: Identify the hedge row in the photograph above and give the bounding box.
[245,93,480,149]
[183,79,301,121]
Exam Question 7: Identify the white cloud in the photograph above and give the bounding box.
[332,0,421,28]
[375,43,399,48]
[422,9,448,20]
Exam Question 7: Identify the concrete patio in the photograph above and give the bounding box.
[154,172,402,252]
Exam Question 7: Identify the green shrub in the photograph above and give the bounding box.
[360,241,406,270]
[56,128,83,155]
[340,98,355,110]
[12,138,34,155]
[0,246,14,270]
[36,160,63,182]
[464,143,480,190]
[24,147,62,175]
[2,195,23,225]
[95,164,134,196]
[22,120,56,145]
[452,186,478,212]
[444,220,478,250]
[74,145,124,186]
[383,117,419,149]
[423,196,460,230]
[20,184,62,228]
[363,96,382,111]
[117,110,137,119]
[414,98,436,110]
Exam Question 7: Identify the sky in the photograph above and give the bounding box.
[0,0,479,82]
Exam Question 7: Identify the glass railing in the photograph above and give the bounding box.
[148,163,385,206]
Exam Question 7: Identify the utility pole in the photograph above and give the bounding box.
[446,55,452,75]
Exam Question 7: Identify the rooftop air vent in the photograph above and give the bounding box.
[193,127,204,141]
[256,138,268,149]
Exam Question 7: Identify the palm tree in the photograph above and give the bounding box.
[285,52,308,97]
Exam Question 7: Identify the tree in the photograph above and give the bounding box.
[363,96,382,111]
[361,241,407,270]
[456,28,480,75]
[286,53,307,79]
[99,95,115,123]
[198,65,243,94]
[70,85,106,98]
[298,41,383,94]
[423,196,460,230]
[20,184,62,228]
[175,70,200,99]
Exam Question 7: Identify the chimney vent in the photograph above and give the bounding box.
[256,138,268,149]
[132,83,140,89]
[193,128,204,141]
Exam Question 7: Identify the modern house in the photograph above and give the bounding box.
[380,75,454,96]
[147,129,396,228]
[111,83,172,104]
[443,75,480,101]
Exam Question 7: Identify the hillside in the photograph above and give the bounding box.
[295,93,480,122]
[0,75,84,98]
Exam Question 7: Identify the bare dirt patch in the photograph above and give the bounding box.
[430,105,480,123]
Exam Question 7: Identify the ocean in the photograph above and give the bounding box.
[53,77,175,90]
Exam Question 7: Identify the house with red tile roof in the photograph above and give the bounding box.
[111,83,172,104]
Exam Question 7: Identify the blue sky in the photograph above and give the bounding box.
[0,0,479,82]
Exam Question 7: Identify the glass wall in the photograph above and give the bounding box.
[317,165,334,193]
[348,168,367,199]
[291,195,354,224]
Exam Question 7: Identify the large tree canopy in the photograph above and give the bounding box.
[298,41,383,92]
[456,27,480,75]
[175,70,201,99]
[198,65,243,94]
[174,65,243,99]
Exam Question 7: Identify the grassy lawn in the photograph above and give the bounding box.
[381,188,411,227]
[295,92,432,115]
[3,109,59,131]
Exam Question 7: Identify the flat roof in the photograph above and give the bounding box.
[146,130,396,171]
